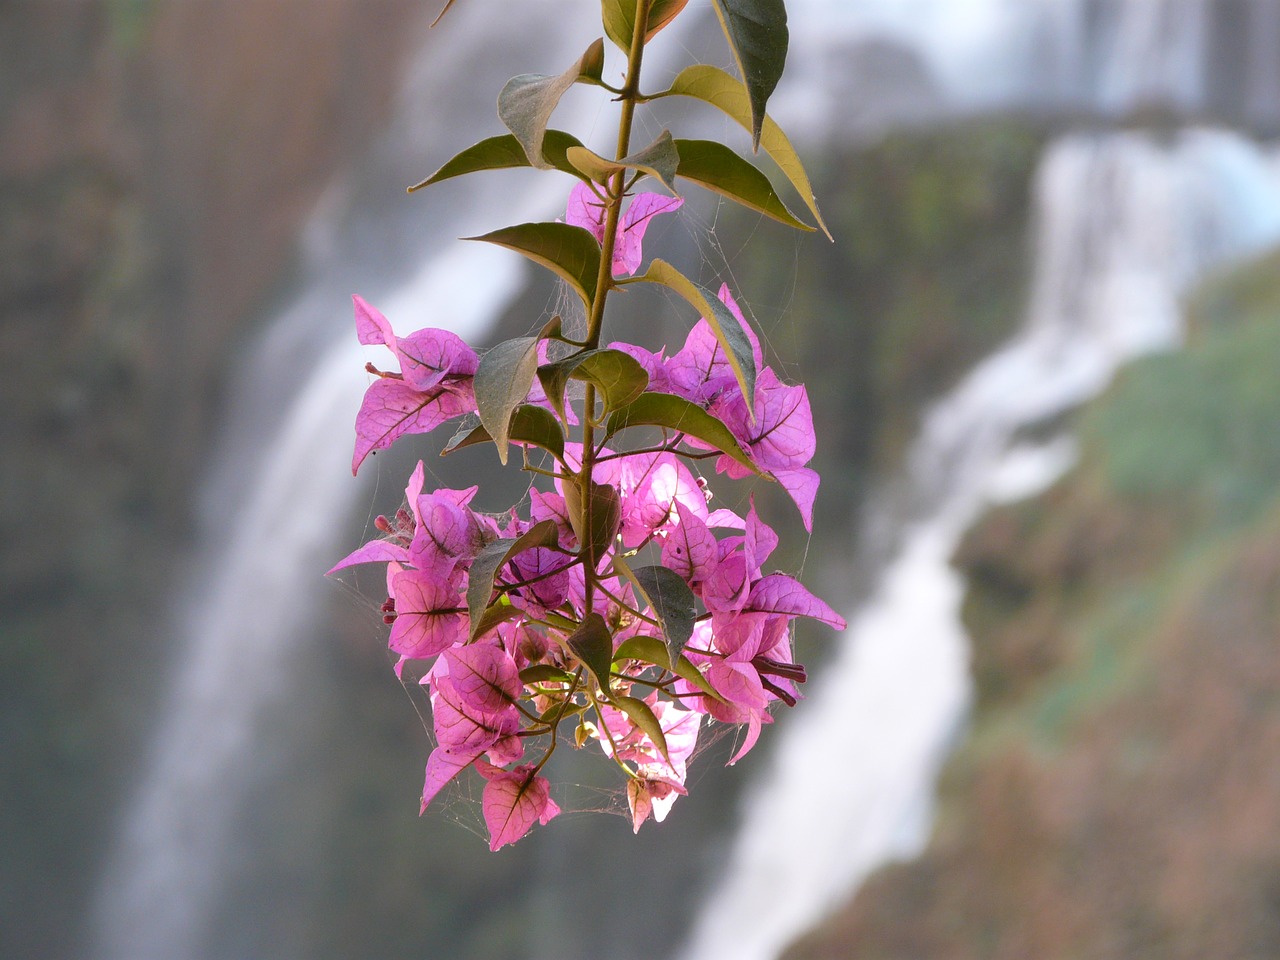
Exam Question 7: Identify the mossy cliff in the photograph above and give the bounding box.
[783,250,1280,959]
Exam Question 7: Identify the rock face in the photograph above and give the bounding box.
[782,250,1280,960]
[0,4,425,956]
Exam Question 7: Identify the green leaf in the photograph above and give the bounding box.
[498,39,605,169]
[472,597,522,639]
[601,0,690,51]
[539,700,589,725]
[670,654,723,702]
[612,558,697,662]
[614,634,673,669]
[567,612,614,690]
[665,64,830,239]
[519,664,575,686]
[474,336,541,465]
[466,520,561,639]
[709,0,788,150]
[566,129,681,194]
[610,694,669,761]
[441,404,566,460]
[408,131,585,191]
[613,635,725,703]
[537,348,649,422]
[632,259,756,406]
[674,138,812,231]
[466,222,601,308]
[631,564,698,660]
[605,392,763,475]
[563,480,621,561]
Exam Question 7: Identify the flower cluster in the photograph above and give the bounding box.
[332,186,844,848]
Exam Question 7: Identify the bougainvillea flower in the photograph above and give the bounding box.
[351,297,480,474]
[666,284,764,406]
[387,567,470,660]
[475,761,561,851]
[712,368,819,529]
[355,294,478,392]
[627,777,687,833]
[409,486,485,576]
[564,181,684,276]
[660,500,718,585]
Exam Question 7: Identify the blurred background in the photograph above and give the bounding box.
[5,1,1280,958]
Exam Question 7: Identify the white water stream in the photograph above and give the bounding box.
[92,2,1280,959]
[676,127,1280,960]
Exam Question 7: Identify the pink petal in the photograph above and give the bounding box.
[326,539,411,576]
[352,379,476,474]
[431,688,520,752]
[614,192,684,276]
[410,491,484,572]
[395,327,478,391]
[475,762,560,851]
[564,182,607,242]
[747,573,846,629]
[354,294,395,347]
[773,466,820,532]
[661,501,718,584]
[421,746,482,814]
[388,569,469,659]
[441,643,522,716]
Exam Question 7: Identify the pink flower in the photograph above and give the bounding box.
[351,296,479,474]
[564,182,684,276]
[474,761,561,851]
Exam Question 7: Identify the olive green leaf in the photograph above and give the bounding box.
[674,138,812,231]
[563,480,621,561]
[537,347,649,422]
[604,392,763,476]
[466,222,601,308]
[613,634,725,703]
[631,258,756,406]
[499,38,605,169]
[408,130,585,192]
[441,404,565,461]
[601,0,690,51]
[610,693,669,761]
[474,336,541,465]
[709,0,788,150]
[665,64,830,238]
[567,612,614,690]
[614,558,697,662]
[519,664,576,686]
[466,520,561,640]
[566,129,681,194]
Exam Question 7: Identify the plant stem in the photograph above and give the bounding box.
[579,0,652,616]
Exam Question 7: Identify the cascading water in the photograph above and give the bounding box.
[88,5,622,958]
[674,124,1280,960]
[91,2,1280,959]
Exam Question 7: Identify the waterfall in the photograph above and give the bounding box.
[88,4,616,958]
[674,129,1280,960]
[90,1,1280,959]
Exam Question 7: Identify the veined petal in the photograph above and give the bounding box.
[353,379,476,475]
[388,568,469,659]
[326,539,411,576]
[475,762,561,851]
[747,573,846,629]
[614,193,684,275]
